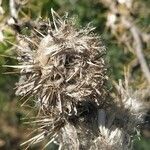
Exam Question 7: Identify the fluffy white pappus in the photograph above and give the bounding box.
[115,80,148,122]
[99,126,122,145]
[123,97,146,118]
[58,123,80,150]
[91,126,129,150]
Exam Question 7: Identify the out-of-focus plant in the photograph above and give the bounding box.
[100,0,150,85]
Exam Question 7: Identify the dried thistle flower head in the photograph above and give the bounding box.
[8,9,148,150]
[16,9,107,104]
[13,9,107,149]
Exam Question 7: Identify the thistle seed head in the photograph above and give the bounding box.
[14,9,108,149]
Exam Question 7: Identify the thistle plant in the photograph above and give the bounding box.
[8,9,148,150]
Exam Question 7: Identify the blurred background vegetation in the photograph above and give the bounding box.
[0,0,149,149]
